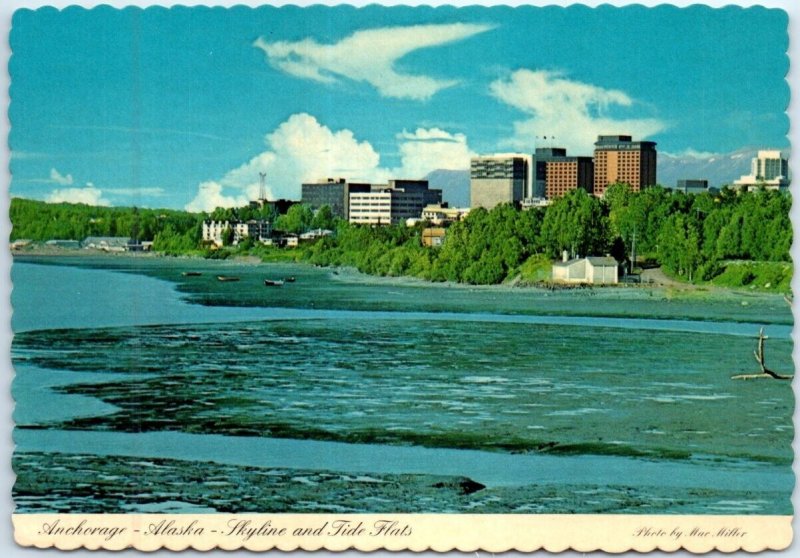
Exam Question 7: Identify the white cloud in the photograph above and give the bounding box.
[185,113,385,212]
[185,181,251,213]
[49,168,74,185]
[46,184,110,206]
[184,114,475,212]
[490,69,666,153]
[265,113,384,184]
[254,23,494,101]
[393,128,475,178]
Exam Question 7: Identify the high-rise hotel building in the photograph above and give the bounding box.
[535,147,594,199]
[593,135,657,196]
[470,154,532,209]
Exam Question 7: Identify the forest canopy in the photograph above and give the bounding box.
[10,184,792,286]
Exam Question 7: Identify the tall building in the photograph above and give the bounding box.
[733,150,790,190]
[534,147,594,199]
[470,154,532,209]
[593,135,657,197]
[301,178,371,219]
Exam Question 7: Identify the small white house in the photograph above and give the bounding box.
[552,256,619,285]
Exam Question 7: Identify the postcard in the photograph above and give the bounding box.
[6,0,796,552]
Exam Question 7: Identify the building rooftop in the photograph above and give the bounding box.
[586,256,619,266]
[554,256,618,267]
[535,147,567,157]
[594,136,657,150]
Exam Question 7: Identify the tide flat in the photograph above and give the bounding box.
[11,258,795,514]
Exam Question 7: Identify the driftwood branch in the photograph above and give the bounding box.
[732,328,793,380]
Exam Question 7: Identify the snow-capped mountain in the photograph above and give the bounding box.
[656,148,779,189]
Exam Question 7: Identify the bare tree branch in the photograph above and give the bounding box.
[732,328,793,381]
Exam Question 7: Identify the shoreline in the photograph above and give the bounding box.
[11,247,791,300]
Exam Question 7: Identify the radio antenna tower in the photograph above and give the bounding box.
[258,172,267,202]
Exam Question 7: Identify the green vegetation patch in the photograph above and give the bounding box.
[513,254,554,285]
[706,261,792,293]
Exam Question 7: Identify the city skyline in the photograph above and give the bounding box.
[9,5,790,211]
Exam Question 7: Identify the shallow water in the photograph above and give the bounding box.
[15,429,791,492]
[15,255,794,325]
[11,258,795,513]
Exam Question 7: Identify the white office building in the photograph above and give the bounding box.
[734,150,790,190]
[349,189,426,225]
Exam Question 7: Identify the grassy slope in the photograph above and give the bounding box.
[703,261,792,294]
[510,254,554,285]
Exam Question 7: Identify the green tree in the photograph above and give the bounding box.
[222,225,235,247]
[658,213,702,281]
[310,205,336,231]
[275,204,313,234]
[541,189,608,258]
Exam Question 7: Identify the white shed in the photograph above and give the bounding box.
[552,256,618,285]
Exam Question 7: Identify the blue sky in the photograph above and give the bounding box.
[9,4,789,210]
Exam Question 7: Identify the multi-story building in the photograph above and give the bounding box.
[733,150,790,190]
[246,219,272,241]
[388,179,442,206]
[533,147,594,199]
[593,135,657,197]
[349,188,426,225]
[202,219,271,247]
[345,179,442,226]
[470,154,532,209]
[301,178,371,219]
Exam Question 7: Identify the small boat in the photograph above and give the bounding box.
[217,275,240,282]
[284,276,296,283]
[182,271,202,277]
[264,279,284,287]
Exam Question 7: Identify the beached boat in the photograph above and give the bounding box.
[182,271,202,277]
[217,275,240,282]
[264,279,284,287]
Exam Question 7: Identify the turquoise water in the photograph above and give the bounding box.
[11,258,795,513]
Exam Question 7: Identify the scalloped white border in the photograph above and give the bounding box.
[9,513,795,552]
[2,1,797,555]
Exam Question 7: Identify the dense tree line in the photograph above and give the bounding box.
[11,184,792,285]
[603,184,791,280]
[305,185,791,284]
[10,198,204,251]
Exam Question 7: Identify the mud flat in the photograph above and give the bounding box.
[11,259,794,514]
[14,448,788,515]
